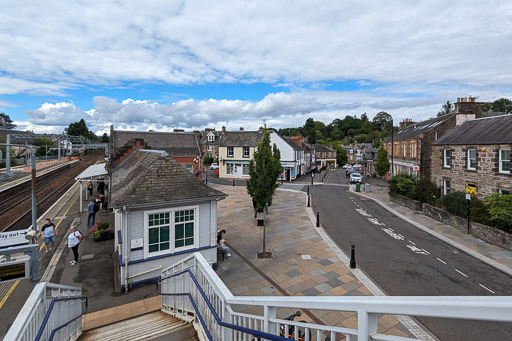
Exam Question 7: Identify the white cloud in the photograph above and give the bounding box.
[1,0,512,96]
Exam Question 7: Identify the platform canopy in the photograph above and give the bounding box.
[75,163,108,180]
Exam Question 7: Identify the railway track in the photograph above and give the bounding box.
[0,155,104,232]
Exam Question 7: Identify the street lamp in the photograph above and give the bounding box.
[381,116,394,177]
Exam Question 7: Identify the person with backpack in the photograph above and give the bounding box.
[67,225,83,265]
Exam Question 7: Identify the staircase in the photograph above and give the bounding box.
[79,311,197,341]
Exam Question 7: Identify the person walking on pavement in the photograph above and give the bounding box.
[87,198,98,227]
[67,226,83,265]
[41,218,57,254]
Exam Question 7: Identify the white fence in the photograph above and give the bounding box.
[160,252,512,341]
[5,282,84,341]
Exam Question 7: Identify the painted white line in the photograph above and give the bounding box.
[409,240,416,245]
[479,284,496,294]
[455,269,468,277]
[422,249,430,255]
[437,258,446,264]
[398,234,404,239]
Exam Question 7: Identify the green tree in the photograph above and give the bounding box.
[34,137,55,156]
[481,98,512,114]
[332,144,348,166]
[246,131,282,209]
[373,111,392,130]
[0,113,16,129]
[484,193,512,232]
[101,133,109,143]
[375,146,390,177]
[302,118,317,144]
[66,119,98,141]
[437,101,454,116]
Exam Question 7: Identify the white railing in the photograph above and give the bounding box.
[160,252,512,341]
[5,282,84,341]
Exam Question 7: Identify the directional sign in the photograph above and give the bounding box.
[0,230,30,249]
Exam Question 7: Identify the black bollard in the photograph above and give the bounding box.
[316,211,320,227]
[307,194,311,207]
[350,245,356,269]
[307,185,310,196]
[233,178,235,186]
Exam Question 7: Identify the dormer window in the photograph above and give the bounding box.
[208,134,215,142]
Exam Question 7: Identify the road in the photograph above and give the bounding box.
[309,170,512,341]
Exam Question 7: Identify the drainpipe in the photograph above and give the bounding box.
[123,206,129,293]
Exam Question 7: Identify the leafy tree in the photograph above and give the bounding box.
[302,118,317,144]
[246,131,282,209]
[375,146,390,177]
[373,111,392,130]
[0,113,16,129]
[203,154,214,166]
[34,137,55,156]
[66,119,98,141]
[480,98,512,114]
[413,179,439,205]
[437,101,454,116]
[101,133,109,143]
[388,173,415,198]
[332,144,348,166]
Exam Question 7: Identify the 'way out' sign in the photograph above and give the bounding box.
[0,230,29,249]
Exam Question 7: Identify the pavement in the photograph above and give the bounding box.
[2,167,511,340]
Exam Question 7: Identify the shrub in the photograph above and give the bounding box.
[484,193,512,233]
[98,221,110,230]
[389,174,416,197]
[439,191,489,224]
[414,179,439,205]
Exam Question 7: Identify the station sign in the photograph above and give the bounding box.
[0,255,31,282]
[0,230,30,249]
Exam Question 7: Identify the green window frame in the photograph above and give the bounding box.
[174,209,195,249]
[148,212,170,253]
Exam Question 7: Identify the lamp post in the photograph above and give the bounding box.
[381,116,394,177]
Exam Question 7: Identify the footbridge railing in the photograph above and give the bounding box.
[159,252,512,341]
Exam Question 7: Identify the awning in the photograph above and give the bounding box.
[75,163,108,180]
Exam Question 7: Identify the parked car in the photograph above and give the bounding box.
[349,172,363,184]
[210,163,219,170]
[342,164,351,169]
[346,168,357,177]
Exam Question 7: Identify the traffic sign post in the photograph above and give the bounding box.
[466,193,471,234]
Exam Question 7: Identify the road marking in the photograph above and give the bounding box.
[355,208,372,217]
[368,218,384,225]
[409,240,416,245]
[407,245,429,255]
[479,284,495,294]
[383,228,405,240]
[455,269,468,277]
[422,248,430,255]
[39,191,80,251]
[436,258,446,264]
[0,280,19,310]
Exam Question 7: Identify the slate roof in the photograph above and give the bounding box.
[283,137,302,151]
[312,144,335,153]
[200,130,222,145]
[218,131,263,147]
[433,114,512,146]
[110,150,226,208]
[112,130,200,156]
[382,115,453,142]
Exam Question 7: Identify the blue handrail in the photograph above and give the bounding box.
[35,296,88,341]
[158,269,291,341]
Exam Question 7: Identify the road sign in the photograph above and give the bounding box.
[0,230,30,249]
[413,165,420,172]
[466,193,471,200]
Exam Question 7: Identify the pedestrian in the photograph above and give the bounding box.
[97,179,105,195]
[217,229,231,258]
[87,198,98,227]
[67,226,83,265]
[87,181,93,197]
[41,218,57,254]
[99,193,105,210]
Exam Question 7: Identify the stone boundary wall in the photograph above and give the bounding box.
[422,203,512,252]
[389,194,422,211]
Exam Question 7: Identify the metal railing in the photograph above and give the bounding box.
[5,282,84,341]
[160,252,512,341]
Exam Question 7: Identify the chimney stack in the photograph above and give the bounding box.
[222,126,226,133]
[399,118,416,130]
[455,96,481,125]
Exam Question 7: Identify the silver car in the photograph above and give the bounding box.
[349,172,363,184]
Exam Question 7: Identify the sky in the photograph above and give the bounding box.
[1,0,511,136]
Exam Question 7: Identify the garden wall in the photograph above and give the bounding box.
[422,203,512,252]
[389,194,422,211]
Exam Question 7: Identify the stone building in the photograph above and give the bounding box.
[199,127,224,161]
[381,97,481,179]
[431,114,512,198]
[312,144,337,169]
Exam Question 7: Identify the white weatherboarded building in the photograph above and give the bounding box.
[110,149,226,290]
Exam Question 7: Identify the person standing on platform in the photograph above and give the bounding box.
[87,181,93,197]
[41,218,57,254]
[87,198,97,227]
[67,226,82,265]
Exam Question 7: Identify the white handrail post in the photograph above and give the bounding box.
[221,300,232,341]
[263,305,276,334]
[357,309,378,341]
